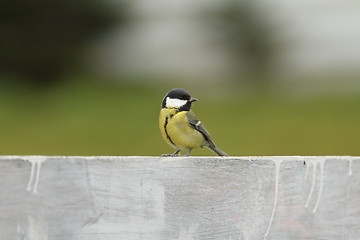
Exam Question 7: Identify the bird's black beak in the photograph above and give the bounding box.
[190,97,198,103]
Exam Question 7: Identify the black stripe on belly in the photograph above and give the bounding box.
[164,114,175,146]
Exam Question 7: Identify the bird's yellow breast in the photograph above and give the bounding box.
[159,108,205,150]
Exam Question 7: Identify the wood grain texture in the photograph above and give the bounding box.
[0,156,359,240]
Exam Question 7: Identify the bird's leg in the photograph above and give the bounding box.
[161,149,180,157]
[184,149,192,157]
[172,149,181,156]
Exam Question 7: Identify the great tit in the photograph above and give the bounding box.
[159,88,228,156]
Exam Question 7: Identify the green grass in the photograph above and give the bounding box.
[1,80,360,156]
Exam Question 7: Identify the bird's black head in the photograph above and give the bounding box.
[162,88,197,111]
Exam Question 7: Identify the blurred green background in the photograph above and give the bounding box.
[1,0,360,156]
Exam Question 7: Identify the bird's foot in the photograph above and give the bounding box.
[161,150,180,157]
[161,154,177,157]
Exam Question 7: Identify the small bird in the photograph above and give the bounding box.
[159,88,228,156]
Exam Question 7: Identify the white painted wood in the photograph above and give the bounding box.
[0,156,359,240]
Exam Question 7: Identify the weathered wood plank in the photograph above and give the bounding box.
[0,156,359,240]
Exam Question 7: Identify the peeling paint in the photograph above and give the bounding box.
[304,158,327,213]
[25,157,47,193]
[348,159,353,176]
[264,159,284,239]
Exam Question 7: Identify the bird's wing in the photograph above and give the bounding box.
[186,110,216,147]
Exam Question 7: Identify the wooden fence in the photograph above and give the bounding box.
[0,156,359,239]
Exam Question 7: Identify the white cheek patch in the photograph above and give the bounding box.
[166,97,188,108]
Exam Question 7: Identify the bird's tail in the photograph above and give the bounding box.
[208,145,228,156]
